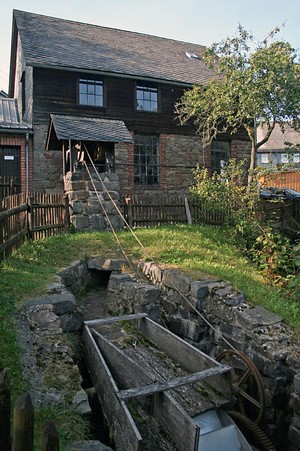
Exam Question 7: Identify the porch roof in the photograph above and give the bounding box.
[47,114,133,149]
[0,98,31,131]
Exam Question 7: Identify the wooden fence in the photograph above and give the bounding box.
[260,171,300,192]
[123,194,300,230]
[124,195,232,227]
[0,369,59,451]
[0,193,69,261]
[0,176,20,201]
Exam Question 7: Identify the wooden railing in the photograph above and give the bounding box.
[0,369,59,451]
[0,193,69,261]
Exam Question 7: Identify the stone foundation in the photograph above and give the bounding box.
[64,170,123,232]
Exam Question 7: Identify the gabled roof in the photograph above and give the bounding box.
[46,114,133,149]
[11,10,214,89]
[257,123,300,152]
[0,98,31,131]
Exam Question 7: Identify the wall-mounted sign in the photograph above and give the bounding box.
[4,156,15,160]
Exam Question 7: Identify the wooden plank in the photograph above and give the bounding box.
[153,392,200,451]
[118,365,231,400]
[84,313,147,326]
[135,317,232,399]
[83,326,143,451]
[89,328,200,451]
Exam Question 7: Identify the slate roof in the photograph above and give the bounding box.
[12,9,214,86]
[49,114,133,143]
[0,98,30,130]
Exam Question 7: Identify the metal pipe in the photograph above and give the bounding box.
[25,132,29,191]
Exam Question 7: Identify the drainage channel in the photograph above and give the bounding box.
[74,269,277,451]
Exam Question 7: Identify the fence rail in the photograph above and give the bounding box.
[0,192,69,261]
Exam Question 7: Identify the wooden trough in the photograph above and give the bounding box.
[83,313,232,451]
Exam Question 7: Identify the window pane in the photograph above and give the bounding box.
[79,78,103,107]
[136,84,158,112]
[134,135,159,185]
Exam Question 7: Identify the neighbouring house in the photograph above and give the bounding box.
[0,96,33,196]
[256,123,300,192]
[8,10,251,195]
[257,123,300,169]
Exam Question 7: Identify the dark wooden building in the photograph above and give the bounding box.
[8,10,250,196]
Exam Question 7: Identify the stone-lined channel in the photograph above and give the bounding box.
[15,257,300,450]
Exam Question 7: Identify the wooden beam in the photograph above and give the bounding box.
[83,326,143,451]
[84,313,147,326]
[117,365,230,400]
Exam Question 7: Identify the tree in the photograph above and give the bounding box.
[175,25,300,185]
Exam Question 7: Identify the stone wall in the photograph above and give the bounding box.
[64,170,123,232]
[107,261,300,450]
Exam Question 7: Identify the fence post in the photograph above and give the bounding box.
[63,195,70,232]
[27,196,34,241]
[0,369,11,451]
[41,420,59,451]
[12,392,34,451]
[126,196,133,228]
[184,197,192,225]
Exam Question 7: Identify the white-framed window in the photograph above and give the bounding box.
[79,78,104,107]
[261,153,269,164]
[136,83,158,112]
[281,154,289,163]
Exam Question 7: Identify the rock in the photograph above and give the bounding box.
[162,269,191,294]
[73,390,92,415]
[59,311,84,332]
[25,290,77,316]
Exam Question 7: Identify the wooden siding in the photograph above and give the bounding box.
[33,67,248,140]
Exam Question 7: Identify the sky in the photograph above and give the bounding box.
[1,0,300,93]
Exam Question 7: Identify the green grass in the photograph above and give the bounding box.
[1,224,299,448]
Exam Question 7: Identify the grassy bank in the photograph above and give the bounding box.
[1,224,299,448]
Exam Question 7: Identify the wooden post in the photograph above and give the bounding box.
[41,420,59,451]
[27,196,34,241]
[0,369,11,451]
[184,197,192,225]
[63,195,70,232]
[126,196,133,228]
[12,392,34,451]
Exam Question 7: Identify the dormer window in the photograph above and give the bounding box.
[79,78,103,107]
[136,82,158,112]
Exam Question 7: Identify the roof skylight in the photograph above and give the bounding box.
[185,52,200,60]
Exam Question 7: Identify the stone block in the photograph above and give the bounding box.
[167,315,184,337]
[25,290,77,315]
[190,281,209,299]
[73,389,92,415]
[161,297,177,315]
[162,269,190,294]
[70,200,85,215]
[235,305,282,330]
[72,215,90,231]
[135,285,161,306]
[89,214,106,230]
[88,257,127,271]
[107,274,133,292]
[60,311,84,332]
